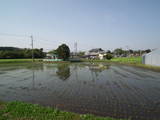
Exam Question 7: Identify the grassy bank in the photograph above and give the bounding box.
[0,59,42,63]
[111,57,160,71]
[81,57,142,64]
[0,101,127,120]
[82,57,160,72]
[110,57,142,64]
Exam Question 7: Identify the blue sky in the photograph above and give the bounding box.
[0,0,160,51]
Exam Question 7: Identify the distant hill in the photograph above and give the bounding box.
[0,47,21,51]
[0,47,45,59]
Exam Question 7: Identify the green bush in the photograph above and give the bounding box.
[105,53,113,60]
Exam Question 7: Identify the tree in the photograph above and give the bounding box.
[105,53,113,60]
[106,50,111,54]
[0,47,45,59]
[145,49,151,53]
[129,49,133,54]
[56,44,70,60]
[48,49,57,54]
[114,48,124,56]
[77,51,85,57]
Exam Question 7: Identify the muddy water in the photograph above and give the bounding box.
[0,63,160,120]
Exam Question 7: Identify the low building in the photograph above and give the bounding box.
[46,53,58,59]
[99,53,106,60]
[43,53,63,62]
[142,49,160,66]
[85,48,106,60]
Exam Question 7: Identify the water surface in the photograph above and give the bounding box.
[0,63,160,120]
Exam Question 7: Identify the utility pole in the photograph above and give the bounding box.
[74,42,77,56]
[126,46,130,57]
[31,35,34,62]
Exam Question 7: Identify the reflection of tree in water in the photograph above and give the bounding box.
[56,64,70,81]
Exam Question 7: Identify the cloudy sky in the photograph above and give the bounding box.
[0,0,160,51]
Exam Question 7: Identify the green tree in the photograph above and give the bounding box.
[145,49,151,53]
[114,48,124,56]
[106,50,111,54]
[77,51,85,57]
[0,47,45,59]
[105,53,113,60]
[56,44,70,60]
[48,49,57,54]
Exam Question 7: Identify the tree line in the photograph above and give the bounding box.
[0,47,46,59]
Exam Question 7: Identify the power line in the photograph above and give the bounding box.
[35,40,58,46]
[0,32,30,38]
[0,32,87,52]
[35,37,60,44]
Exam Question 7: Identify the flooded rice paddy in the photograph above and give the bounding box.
[0,63,160,120]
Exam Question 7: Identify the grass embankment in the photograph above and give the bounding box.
[0,59,42,64]
[111,57,142,64]
[82,57,160,72]
[111,57,160,71]
[81,57,141,64]
[0,101,127,120]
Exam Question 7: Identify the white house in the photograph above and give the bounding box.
[46,53,58,59]
[142,49,160,66]
[85,48,106,59]
[99,53,106,60]
[43,53,63,62]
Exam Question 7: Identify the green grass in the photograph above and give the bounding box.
[0,59,42,63]
[110,57,142,64]
[82,57,160,72]
[81,57,142,64]
[110,57,160,71]
[0,101,127,120]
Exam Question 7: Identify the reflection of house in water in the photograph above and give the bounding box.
[87,63,109,81]
[89,64,109,73]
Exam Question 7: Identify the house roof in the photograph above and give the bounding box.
[89,48,104,52]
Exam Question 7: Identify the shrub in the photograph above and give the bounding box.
[105,53,113,60]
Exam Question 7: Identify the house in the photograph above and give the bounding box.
[142,49,160,66]
[99,53,106,60]
[46,53,58,59]
[85,48,106,60]
[43,53,62,62]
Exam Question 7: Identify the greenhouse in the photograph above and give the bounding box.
[142,49,160,66]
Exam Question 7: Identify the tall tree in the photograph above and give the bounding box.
[56,44,70,60]
[114,48,124,56]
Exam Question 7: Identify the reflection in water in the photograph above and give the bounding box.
[0,63,160,120]
[32,63,35,90]
[87,63,109,82]
[88,63,109,73]
[56,64,70,81]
